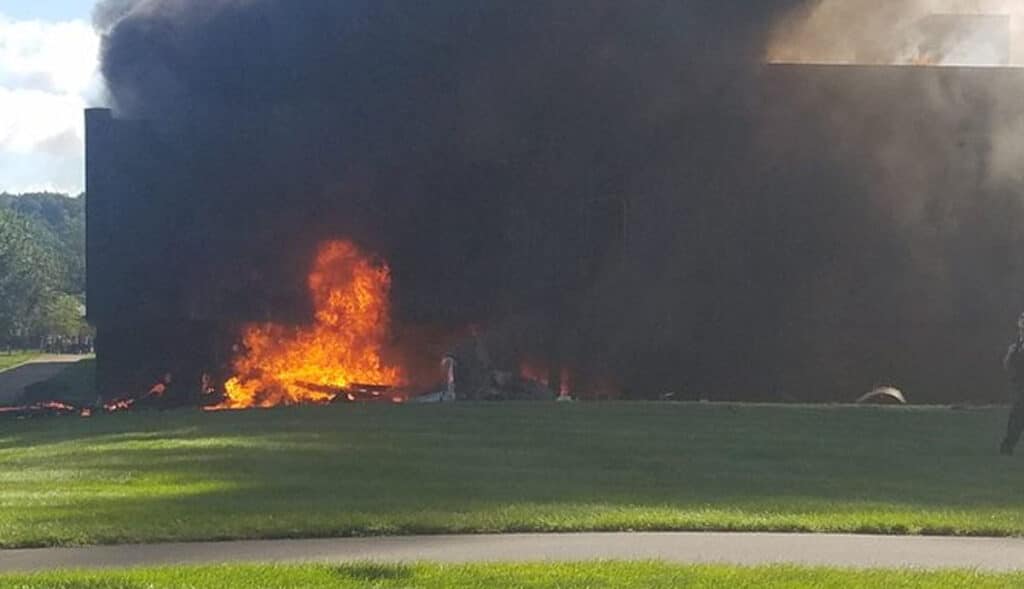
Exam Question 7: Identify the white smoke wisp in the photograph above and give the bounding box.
[92,0,246,33]
[768,0,1024,66]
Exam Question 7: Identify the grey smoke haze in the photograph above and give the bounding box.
[770,1,1024,65]
[94,0,1024,401]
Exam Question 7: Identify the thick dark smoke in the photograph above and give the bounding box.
[95,0,1024,402]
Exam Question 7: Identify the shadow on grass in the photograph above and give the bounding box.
[1,403,1021,546]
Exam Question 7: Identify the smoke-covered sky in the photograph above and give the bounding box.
[0,2,100,194]
[3,1,1022,195]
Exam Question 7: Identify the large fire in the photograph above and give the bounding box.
[215,240,404,409]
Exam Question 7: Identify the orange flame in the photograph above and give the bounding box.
[215,240,404,409]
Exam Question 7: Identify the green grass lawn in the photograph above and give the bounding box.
[0,351,38,372]
[3,563,1023,589]
[0,403,1022,548]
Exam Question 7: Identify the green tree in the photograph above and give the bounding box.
[0,192,85,293]
[37,293,87,339]
[0,209,60,343]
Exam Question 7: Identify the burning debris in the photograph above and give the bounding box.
[0,374,182,419]
[216,240,405,409]
[213,241,576,407]
[0,401,84,419]
[4,237,570,418]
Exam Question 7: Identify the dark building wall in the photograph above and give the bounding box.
[86,109,227,396]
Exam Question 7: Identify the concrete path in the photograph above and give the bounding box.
[3,533,1024,573]
[0,355,87,405]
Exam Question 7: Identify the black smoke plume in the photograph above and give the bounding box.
[95,1,1024,402]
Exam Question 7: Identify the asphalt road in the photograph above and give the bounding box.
[0,355,85,405]
[3,533,1024,573]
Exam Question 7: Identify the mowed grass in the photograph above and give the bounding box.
[3,563,1024,589]
[1,403,1022,548]
[0,351,38,373]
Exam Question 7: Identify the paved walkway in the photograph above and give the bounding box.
[3,533,1024,573]
[0,355,87,405]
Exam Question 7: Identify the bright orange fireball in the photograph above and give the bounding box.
[215,240,404,409]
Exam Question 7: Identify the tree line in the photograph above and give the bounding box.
[0,192,89,349]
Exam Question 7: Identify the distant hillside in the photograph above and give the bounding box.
[0,193,85,294]
[0,193,87,344]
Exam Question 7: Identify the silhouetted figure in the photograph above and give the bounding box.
[440,355,457,402]
[1000,313,1024,455]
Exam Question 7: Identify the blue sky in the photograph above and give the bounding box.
[0,0,99,194]
[0,1,94,22]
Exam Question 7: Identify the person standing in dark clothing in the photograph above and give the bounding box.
[1000,313,1024,455]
